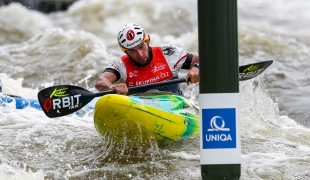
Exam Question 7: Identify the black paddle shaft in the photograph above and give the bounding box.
[37,78,188,118]
[38,60,273,118]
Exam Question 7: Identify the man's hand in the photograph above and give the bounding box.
[110,83,128,95]
[187,66,199,85]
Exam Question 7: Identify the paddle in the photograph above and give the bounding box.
[37,60,273,118]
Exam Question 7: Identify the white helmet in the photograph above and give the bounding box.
[117,23,149,51]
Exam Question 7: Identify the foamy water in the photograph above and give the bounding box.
[1,0,310,179]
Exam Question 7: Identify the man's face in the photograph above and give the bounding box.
[126,42,150,66]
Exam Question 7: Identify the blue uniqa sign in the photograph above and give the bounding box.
[202,108,236,149]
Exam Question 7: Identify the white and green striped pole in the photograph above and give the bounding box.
[198,0,241,179]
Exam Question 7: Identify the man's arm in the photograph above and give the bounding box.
[190,55,199,67]
[95,72,129,95]
[187,55,199,84]
[95,72,117,92]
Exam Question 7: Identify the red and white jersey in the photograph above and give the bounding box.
[106,45,188,87]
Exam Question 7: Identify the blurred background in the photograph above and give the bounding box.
[0,0,76,13]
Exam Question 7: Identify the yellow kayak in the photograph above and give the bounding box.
[94,93,200,145]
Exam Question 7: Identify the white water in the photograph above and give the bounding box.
[1,0,310,179]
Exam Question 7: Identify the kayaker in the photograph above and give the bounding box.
[95,23,199,95]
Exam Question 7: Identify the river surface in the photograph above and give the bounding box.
[1,0,310,179]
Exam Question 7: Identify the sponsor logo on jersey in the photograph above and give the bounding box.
[151,64,167,73]
[202,108,236,149]
[128,82,134,87]
[135,76,161,86]
[162,46,176,56]
[111,64,120,72]
[129,71,138,77]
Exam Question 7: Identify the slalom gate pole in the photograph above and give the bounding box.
[198,0,241,179]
